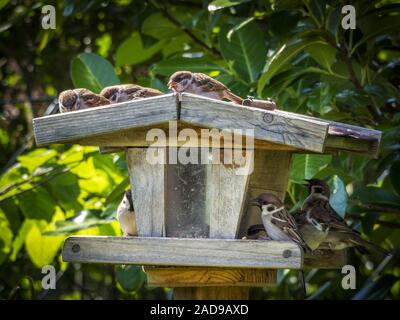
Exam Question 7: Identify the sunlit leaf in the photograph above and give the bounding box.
[116,32,165,67]
[17,187,57,222]
[25,210,65,268]
[152,58,224,76]
[0,208,13,265]
[142,13,181,39]
[70,52,120,93]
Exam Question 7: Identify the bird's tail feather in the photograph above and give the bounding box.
[223,91,243,104]
[351,237,390,256]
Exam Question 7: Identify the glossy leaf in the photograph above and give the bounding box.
[290,154,332,181]
[258,39,325,95]
[115,32,165,67]
[70,52,120,93]
[219,22,266,82]
[116,265,146,292]
[208,0,250,11]
[152,58,224,76]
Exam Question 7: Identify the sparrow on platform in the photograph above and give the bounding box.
[295,179,389,255]
[117,190,138,236]
[168,71,243,104]
[59,88,111,113]
[100,84,163,103]
[250,193,309,252]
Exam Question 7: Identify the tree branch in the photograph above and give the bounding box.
[149,0,222,58]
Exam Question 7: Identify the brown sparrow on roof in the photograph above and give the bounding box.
[100,84,163,103]
[59,88,111,112]
[168,71,243,104]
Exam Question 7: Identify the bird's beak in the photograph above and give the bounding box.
[303,179,311,186]
[167,81,176,90]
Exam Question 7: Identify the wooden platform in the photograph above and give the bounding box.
[62,236,303,269]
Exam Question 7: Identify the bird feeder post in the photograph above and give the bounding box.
[32,92,382,300]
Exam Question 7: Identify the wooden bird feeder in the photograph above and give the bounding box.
[33,93,381,299]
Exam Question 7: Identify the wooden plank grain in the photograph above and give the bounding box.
[62,236,303,269]
[33,93,178,146]
[144,266,276,287]
[180,93,329,153]
[126,148,166,237]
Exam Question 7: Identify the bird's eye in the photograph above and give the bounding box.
[265,204,276,212]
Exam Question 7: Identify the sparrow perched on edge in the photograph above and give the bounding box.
[117,190,137,236]
[250,193,310,251]
[58,88,111,113]
[295,179,389,255]
[168,71,243,104]
[251,193,309,296]
[100,84,163,103]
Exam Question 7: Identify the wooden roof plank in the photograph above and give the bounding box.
[180,93,329,153]
[33,93,178,146]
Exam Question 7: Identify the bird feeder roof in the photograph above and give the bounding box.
[33,93,381,156]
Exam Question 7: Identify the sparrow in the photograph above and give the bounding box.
[251,193,309,297]
[168,71,243,104]
[250,193,310,252]
[100,84,163,103]
[58,88,111,113]
[117,190,137,236]
[295,179,389,255]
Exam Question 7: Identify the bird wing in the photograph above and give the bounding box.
[272,208,309,250]
[193,73,229,92]
[80,90,110,107]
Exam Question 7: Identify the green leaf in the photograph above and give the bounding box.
[142,13,182,39]
[115,32,165,67]
[25,210,65,268]
[43,210,109,235]
[269,10,302,37]
[219,22,267,82]
[352,187,400,208]
[9,220,34,261]
[17,148,57,172]
[290,154,332,181]
[208,0,250,11]
[152,58,224,76]
[17,187,57,222]
[257,39,328,95]
[0,208,13,265]
[327,175,347,218]
[44,172,82,212]
[70,52,120,93]
[105,177,130,205]
[352,15,400,55]
[305,41,336,72]
[390,160,400,196]
[116,265,145,292]
[0,0,10,10]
